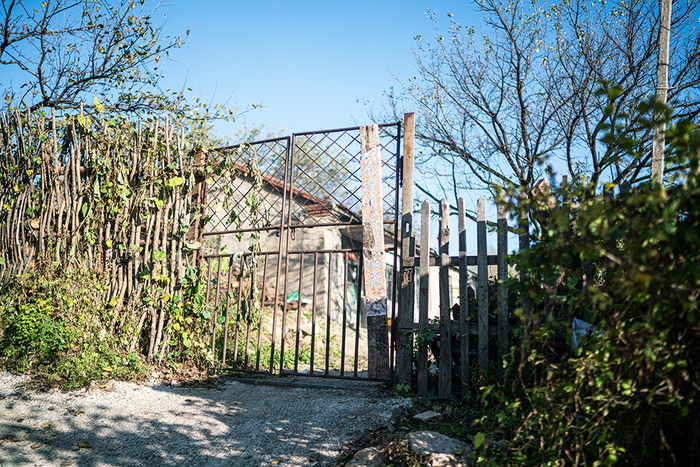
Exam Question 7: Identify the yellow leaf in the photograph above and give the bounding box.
[103,366,112,372]
[347,415,356,419]
[74,410,85,416]
[93,97,105,114]
[31,442,42,449]
[78,442,92,449]
[271,457,283,465]
[41,423,52,428]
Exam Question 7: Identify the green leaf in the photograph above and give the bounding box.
[474,432,485,449]
[167,176,185,187]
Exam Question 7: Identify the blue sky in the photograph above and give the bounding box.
[153,1,509,253]
[156,1,477,142]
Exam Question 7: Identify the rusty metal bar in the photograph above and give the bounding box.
[294,251,305,373]
[213,256,224,364]
[232,254,245,368]
[340,251,348,376]
[310,252,319,374]
[389,116,404,384]
[255,254,270,372]
[292,121,398,137]
[354,251,363,378]
[325,252,333,375]
[268,138,292,374]
[243,256,257,370]
[221,256,235,367]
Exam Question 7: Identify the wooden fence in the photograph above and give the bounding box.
[395,197,511,398]
[0,108,210,361]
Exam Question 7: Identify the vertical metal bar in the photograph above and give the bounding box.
[477,197,489,374]
[294,252,305,373]
[458,198,470,393]
[233,254,246,368]
[213,256,224,365]
[438,199,452,399]
[325,252,333,375]
[256,254,269,372]
[354,252,363,378]
[221,255,235,367]
[269,136,292,373]
[340,252,348,376]
[390,121,403,383]
[279,135,300,374]
[280,250,291,373]
[310,253,319,374]
[205,256,216,359]
[244,254,258,370]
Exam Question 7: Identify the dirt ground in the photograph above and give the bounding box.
[0,371,410,467]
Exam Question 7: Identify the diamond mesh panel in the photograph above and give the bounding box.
[289,124,400,228]
[203,138,289,234]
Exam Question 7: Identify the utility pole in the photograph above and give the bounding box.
[651,0,673,183]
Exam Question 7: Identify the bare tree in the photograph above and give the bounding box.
[551,0,699,188]
[0,0,185,114]
[388,0,700,199]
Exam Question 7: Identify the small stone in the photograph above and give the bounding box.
[170,380,181,388]
[408,431,468,456]
[430,453,469,467]
[414,410,442,421]
[345,447,384,467]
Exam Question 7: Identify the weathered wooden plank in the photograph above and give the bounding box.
[438,199,452,399]
[477,197,489,373]
[361,124,390,380]
[417,200,430,395]
[458,198,470,392]
[497,203,509,377]
[396,113,416,389]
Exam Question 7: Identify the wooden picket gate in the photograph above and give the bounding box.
[395,196,511,398]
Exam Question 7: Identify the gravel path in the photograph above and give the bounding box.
[0,371,410,466]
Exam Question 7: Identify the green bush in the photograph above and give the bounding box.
[0,265,148,386]
[481,103,700,466]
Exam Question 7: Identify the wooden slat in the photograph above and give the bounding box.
[417,201,430,395]
[458,198,470,392]
[438,198,452,399]
[477,197,489,373]
[396,113,416,388]
[497,203,508,377]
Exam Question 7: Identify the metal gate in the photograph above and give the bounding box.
[200,123,401,381]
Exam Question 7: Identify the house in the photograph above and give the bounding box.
[199,157,398,329]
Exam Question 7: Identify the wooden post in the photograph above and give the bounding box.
[417,200,430,395]
[438,198,452,399]
[361,124,390,380]
[458,198,470,393]
[651,0,673,182]
[396,113,416,388]
[477,197,489,374]
[497,203,508,378]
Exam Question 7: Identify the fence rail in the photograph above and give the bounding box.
[396,197,511,398]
